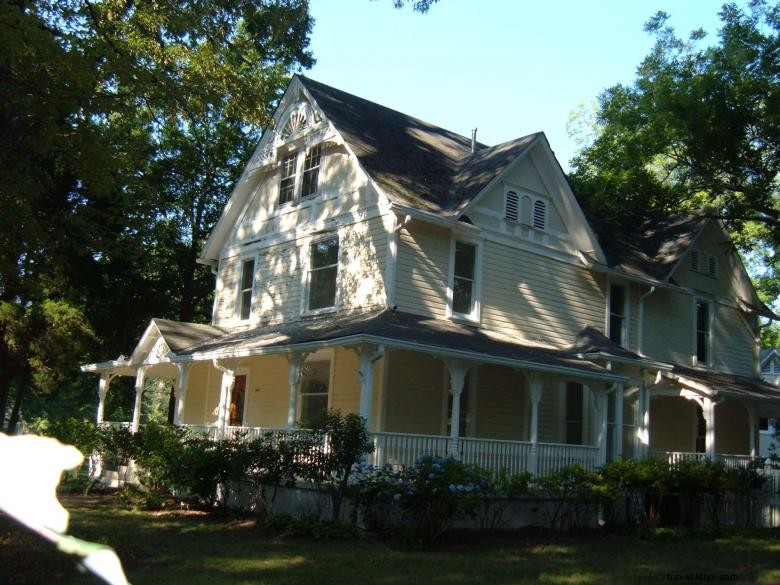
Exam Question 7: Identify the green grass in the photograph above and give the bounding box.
[2,493,779,585]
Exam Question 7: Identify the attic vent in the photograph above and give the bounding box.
[707,255,718,278]
[532,200,546,230]
[690,250,700,272]
[505,191,519,221]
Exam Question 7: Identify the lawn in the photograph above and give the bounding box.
[2,493,779,585]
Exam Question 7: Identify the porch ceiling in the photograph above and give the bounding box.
[174,309,626,382]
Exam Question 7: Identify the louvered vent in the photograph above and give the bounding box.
[690,250,700,272]
[707,255,718,278]
[505,191,519,221]
[532,200,546,229]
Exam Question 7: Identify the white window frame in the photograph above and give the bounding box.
[693,297,713,367]
[277,144,323,208]
[606,281,629,348]
[301,232,340,316]
[446,237,482,323]
[297,350,334,423]
[236,256,256,322]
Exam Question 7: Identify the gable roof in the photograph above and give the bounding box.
[299,76,541,215]
[600,212,709,282]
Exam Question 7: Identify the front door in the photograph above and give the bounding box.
[229,374,247,427]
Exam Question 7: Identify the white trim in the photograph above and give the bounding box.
[235,255,257,322]
[297,349,334,422]
[446,236,483,324]
[606,280,629,349]
[692,297,713,367]
[230,367,250,427]
[301,231,340,316]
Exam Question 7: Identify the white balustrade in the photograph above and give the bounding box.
[536,442,600,476]
[369,432,450,469]
[650,450,761,470]
[456,436,533,476]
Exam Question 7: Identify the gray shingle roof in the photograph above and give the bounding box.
[299,76,540,214]
[152,319,228,354]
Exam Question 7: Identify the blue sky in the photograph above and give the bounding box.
[306,0,744,170]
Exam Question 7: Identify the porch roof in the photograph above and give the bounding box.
[175,309,626,382]
[665,365,780,403]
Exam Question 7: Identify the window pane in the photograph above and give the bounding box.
[301,146,321,197]
[240,290,252,320]
[452,276,473,315]
[312,237,339,268]
[454,242,476,279]
[309,266,337,309]
[565,383,583,445]
[279,154,297,205]
[300,393,328,426]
[239,260,254,320]
[241,260,254,289]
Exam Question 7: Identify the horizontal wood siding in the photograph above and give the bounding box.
[481,241,604,345]
[395,223,449,318]
[649,397,696,452]
[715,400,749,455]
[243,355,289,428]
[475,365,526,440]
[713,304,755,376]
[643,289,694,364]
[330,348,359,414]
[181,361,214,425]
[214,216,387,327]
[538,379,563,443]
[384,350,444,435]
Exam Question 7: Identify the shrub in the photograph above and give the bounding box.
[532,464,612,531]
[132,422,190,498]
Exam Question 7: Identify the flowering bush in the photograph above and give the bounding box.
[353,455,505,543]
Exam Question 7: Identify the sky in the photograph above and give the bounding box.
[305,0,745,171]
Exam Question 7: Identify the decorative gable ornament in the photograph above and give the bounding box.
[147,336,171,365]
[277,102,322,144]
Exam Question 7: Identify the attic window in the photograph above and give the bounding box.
[505,191,519,221]
[532,200,546,230]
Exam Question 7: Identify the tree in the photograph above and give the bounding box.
[570,1,779,295]
[0,1,313,426]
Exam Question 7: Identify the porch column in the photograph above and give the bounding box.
[527,373,542,476]
[443,359,471,456]
[702,397,716,458]
[131,366,148,433]
[173,363,193,426]
[746,403,757,457]
[595,388,609,467]
[96,373,115,425]
[358,345,384,431]
[614,384,624,460]
[286,352,308,429]
[213,359,237,439]
[637,377,651,458]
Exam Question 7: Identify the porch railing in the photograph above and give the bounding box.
[537,442,600,475]
[649,450,761,470]
[456,436,533,476]
[369,432,450,469]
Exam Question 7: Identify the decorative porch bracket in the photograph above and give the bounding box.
[173,363,193,426]
[527,372,542,475]
[96,373,117,425]
[131,366,148,433]
[357,344,385,431]
[286,352,310,429]
[441,358,476,456]
[213,358,240,439]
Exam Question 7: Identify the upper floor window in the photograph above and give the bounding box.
[695,299,710,365]
[307,235,339,311]
[278,146,323,207]
[608,284,627,346]
[279,154,297,206]
[238,258,255,321]
[301,145,321,198]
[450,240,480,320]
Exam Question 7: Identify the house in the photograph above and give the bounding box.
[82,76,780,476]
[759,348,780,457]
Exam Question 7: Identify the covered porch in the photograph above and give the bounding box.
[83,310,780,476]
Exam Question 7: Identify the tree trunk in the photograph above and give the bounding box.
[6,379,27,434]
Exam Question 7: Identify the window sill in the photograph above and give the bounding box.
[301,306,337,318]
[447,313,481,327]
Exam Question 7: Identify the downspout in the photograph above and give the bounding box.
[637,286,656,357]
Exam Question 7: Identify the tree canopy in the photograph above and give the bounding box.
[0,0,314,430]
[569,0,779,320]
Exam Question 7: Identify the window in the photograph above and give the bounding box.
[451,241,478,319]
[301,145,321,198]
[238,259,255,320]
[279,153,297,205]
[278,145,323,207]
[308,235,339,311]
[759,417,769,432]
[695,300,710,364]
[695,405,706,453]
[505,190,519,221]
[565,382,584,445]
[608,284,627,346]
[299,358,330,425]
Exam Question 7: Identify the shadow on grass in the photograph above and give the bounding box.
[3,494,779,585]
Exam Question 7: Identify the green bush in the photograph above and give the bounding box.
[532,464,612,531]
